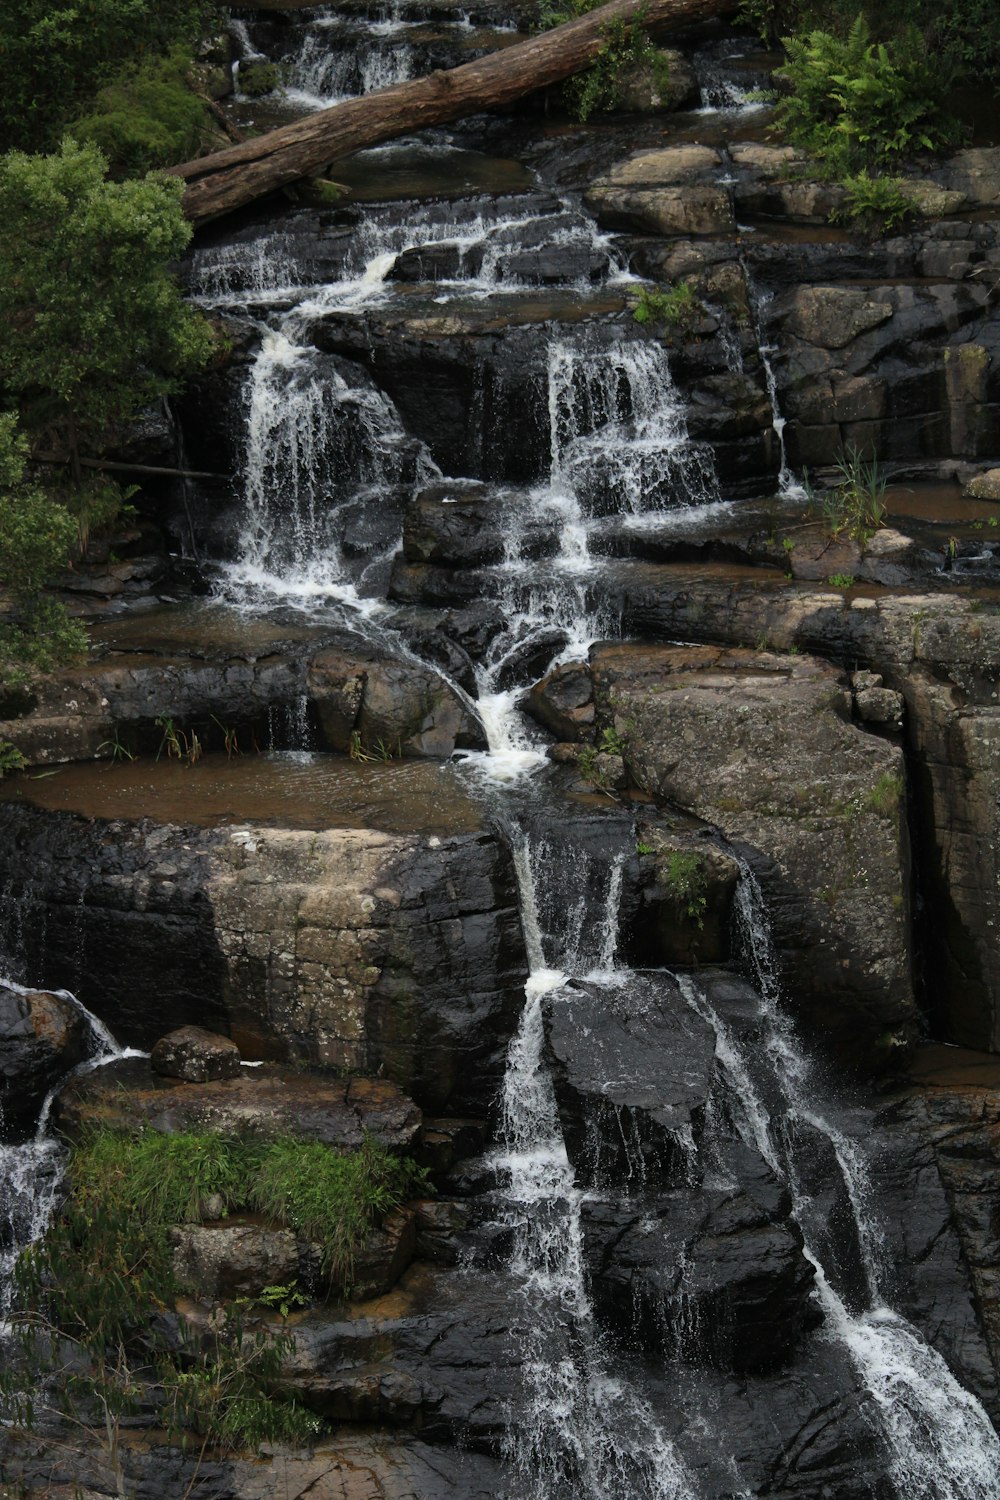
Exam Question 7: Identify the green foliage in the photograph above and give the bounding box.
[660,850,709,926]
[238,61,281,98]
[864,770,904,815]
[250,1136,426,1283]
[827,572,856,587]
[833,169,912,231]
[597,725,627,756]
[0,0,220,153]
[773,13,958,173]
[0,415,87,680]
[64,476,139,555]
[0,740,27,777]
[52,1126,425,1295]
[633,281,702,336]
[739,0,1000,83]
[68,48,214,176]
[819,446,887,542]
[0,139,216,471]
[537,0,662,121]
[636,841,655,856]
[0,1127,423,1468]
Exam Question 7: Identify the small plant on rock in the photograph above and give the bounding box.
[833,170,913,233]
[772,14,958,175]
[0,740,26,777]
[827,572,856,588]
[818,447,887,543]
[660,850,709,927]
[633,281,701,337]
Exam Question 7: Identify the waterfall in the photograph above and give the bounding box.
[496,833,695,1500]
[676,861,1000,1500]
[742,268,807,501]
[282,22,416,111]
[547,338,720,523]
[218,327,438,604]
[0,982,140,1319]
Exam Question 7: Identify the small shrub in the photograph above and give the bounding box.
[538,0,662,121]
[238,61,280,98]
[864,770,904,815]
[68,48,214,175]
[597,725,627,756]
[633,281,701,335]
[833,170,912,232]
[772,14,959,174]
[660,850,709,926]
[827,572,856,588]
[818,447,887,543]
[0,740,26,777]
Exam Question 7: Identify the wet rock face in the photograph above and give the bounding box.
[589,642,915,1069]
[0,983,89,1138]
[586,1177,816,1373]
[0,806,527,1114]
[307,637,484,758]
[544,972,716,1189]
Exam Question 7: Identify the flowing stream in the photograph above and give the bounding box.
[184,169,1000,1495]
[7,96,1000,1492]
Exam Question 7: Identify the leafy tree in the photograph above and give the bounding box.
[0,139,216,479]
[0,0,220,153]
[68,48,216,176]
[0,414,87,676]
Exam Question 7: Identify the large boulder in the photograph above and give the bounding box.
[151,1025,242,1082]
[0,982,89,1137]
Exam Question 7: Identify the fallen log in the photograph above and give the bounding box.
[170,0,738,223]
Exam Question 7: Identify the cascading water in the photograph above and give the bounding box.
[173,114,1000,1495]
[0,981,140,1319]
[283,18,416,111]
[741,267,807,500]
[495,832,695,1500]
[676,861,1000,1500]
[223,325,436,602]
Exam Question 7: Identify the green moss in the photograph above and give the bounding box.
[864,770,904,816]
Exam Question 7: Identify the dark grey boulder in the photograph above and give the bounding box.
[151,1024,242,1083]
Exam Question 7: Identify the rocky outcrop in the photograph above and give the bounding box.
[590,643,914,1068]
[0,982,89,1137]
[307,638,483,757]
[57,1056,423,1152]
[544,971,718,1188]
[0,614,481,768]
[0,786,527,1113]
[584,145,735,237]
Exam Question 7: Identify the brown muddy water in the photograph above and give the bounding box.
[0,753,486,836]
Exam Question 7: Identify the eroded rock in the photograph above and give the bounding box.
[591,642,914,1067]
[0,983,89,1137]
[151,1025,242,1082]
